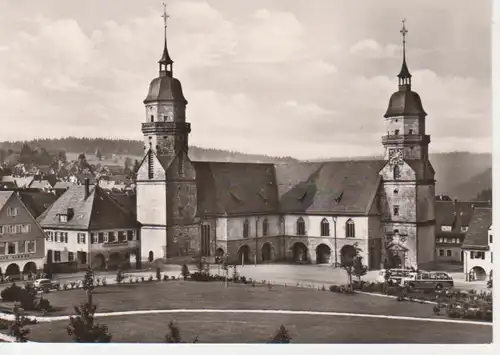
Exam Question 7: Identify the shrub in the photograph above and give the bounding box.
[240,276,247,284]
[148,276,153,282]
[170,275,175,280]
[1,283,24,302]
[96,278,101,286]
[70,282,76,289]
[165,321,199,343]
[38,297,52,313]
[321,284,326,291]
[67,301,112,343]
[163,275,168,281]
[0,319,10,330]
[63,284,69,291]
[116,269,125,284]
[269,325,291,343]
[135,278,139,283]
[181,264,190,280]
[101,279,107,286]
[19,283,38,310]
[141,276,145,282]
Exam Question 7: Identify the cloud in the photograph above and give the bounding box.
[283,100,336,116]
[349,39,401,58]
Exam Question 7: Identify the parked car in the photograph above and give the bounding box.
[32,278,59,292]
[401,271,454,290]
[376,268,419,284]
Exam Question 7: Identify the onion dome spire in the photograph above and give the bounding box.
[159,2,174,77]
[397,19,411,91]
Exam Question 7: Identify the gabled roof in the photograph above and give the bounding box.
[462,207,492,250]
[275,160,385,214]
[0,191,14,211]
[29,180,52,189]
[17,191,59,218]
[37,184,138,230]
[436,201,491,237]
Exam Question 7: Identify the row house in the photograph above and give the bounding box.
[462,207,492,281]
[435,200,491,263]
[0,191,46,279]
[37,179,140,272]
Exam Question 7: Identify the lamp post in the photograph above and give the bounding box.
[333,216,338,268]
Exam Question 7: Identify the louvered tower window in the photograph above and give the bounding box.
[148,151,154,179]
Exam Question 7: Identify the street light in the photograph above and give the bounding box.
[333,216,338,268]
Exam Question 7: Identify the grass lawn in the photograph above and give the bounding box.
[2,280,492,343]
[28,312,492,343]
[29,281,450,318]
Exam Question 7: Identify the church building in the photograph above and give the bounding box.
[136,14,436,270]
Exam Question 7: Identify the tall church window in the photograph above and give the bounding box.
[243,219,249,238]
[346,219,355,238]
[201,223,211,257]
[394,206,400,216]
[148,251,154,262]
[150,115,154,122]
[320,218,330,236]
[296,217,306,236]
[262,218,269,236]
[393,165,401,180]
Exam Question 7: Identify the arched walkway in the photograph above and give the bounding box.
[340,245,357,265]
[261,243,272,262]
[471,266,487,281]
[23,262,37,275]
[215,248,225,263]
[92,254,106,270]
[108,252,123,270]
[237,245,251,265]
[5,263,20,277]
[292,242,308,263]
[316,244,331,264]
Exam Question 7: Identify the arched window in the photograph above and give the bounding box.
[320,218,330,236]
[279,216,285,235]
[262,218,269,236]
[201,223,211,257]
[346,219,355,238]
[393,165,401,180]
[296,217,306,236]
[148,251,154,262]
[243,219,249,238]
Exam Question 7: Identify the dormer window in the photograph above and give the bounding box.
[441,226,452,232]
[461,225,468,233]
[59,214,68,223]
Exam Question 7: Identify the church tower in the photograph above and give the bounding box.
[379,20,436,269]
[136,4,199,265]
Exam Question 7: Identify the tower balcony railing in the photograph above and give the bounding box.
[382,134,430,145]
[142,121,191,133]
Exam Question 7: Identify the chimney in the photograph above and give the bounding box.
[84,178,90,198]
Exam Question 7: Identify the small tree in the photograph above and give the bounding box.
[181,264,190,280]
[352,255,368,282]
[340,243,363,288]
[270,325,291,343]
[67,302,112,343]
[165,321,198,343]
[9,304,30,342]
[116,267,124,284]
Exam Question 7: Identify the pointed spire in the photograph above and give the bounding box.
[397,19,411,91]
[159,2,174,77]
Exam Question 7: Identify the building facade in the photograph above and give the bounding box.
[0,191,46,279]
[38,180,140,272]
[135,16,435,270]
[462,207,492,281]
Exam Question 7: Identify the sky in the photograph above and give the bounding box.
[0,0,492,159]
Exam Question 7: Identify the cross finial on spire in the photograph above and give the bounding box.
[397,18,411,89]
[162,2,169,29]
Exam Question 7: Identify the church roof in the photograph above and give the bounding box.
[193,160,384,216]
[275,160,385,215]
[462,207,492,250]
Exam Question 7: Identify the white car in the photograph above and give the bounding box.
[376,269,419,284]
[32,278,55,291]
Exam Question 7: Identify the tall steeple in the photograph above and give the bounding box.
[397,19,411,91]
[159,2,174,77]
